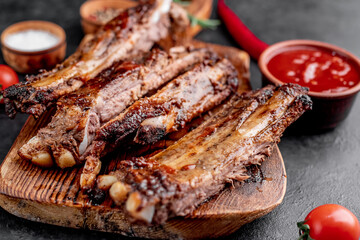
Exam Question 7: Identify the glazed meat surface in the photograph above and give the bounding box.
[18,60,138,168]
[100,57,238,146]
[3,0,175,118]
[80,57,239,189]
[18,46,214,169]
[98,84,312,224]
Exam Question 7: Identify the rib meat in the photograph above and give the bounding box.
[3,0,177,118]
[18,46,214,169]
[80,57,239,189]
[102,57,238,145]
[99,84,312,224]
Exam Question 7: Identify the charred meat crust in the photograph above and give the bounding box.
[18,46,216,168]
[97,58,238,146]
[17,60,140,168]
[3,0,173,118]
[79,57,239,189]
[107,84,311,224]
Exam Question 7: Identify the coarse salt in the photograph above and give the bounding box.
[5,29,60,52]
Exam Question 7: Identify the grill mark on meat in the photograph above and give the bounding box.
[80,57,239,189]
[3,0,175,118]
[18,47,215,169]
[101,84,311,224]
[17,61,140,169]
[100,58,238,145]
[134,58,239,144]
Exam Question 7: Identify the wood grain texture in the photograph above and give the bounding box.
[0,43,287,239]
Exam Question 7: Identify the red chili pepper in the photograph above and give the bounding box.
[217,0,269,60]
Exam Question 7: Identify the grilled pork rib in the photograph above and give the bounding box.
[80,58,239,189]
[102,58,238,145]
[18,46,214,168]
[3,0,176,118]
[98,84,311,224]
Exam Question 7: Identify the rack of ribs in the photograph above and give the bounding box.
[3,0,180,118]
[93,84,312,224]
[80,57,240,189]
[18,46,214,169]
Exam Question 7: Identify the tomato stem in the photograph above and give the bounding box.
[0,84,3,102]
[297,221,315,240]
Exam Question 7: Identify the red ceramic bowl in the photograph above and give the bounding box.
[259,40,360,132]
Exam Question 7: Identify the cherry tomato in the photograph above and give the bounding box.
[0,64,19,104]
[298,204,360,240]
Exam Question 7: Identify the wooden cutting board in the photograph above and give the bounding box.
[0,42,286,239]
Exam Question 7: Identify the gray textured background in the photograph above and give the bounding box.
[1,0,360,239]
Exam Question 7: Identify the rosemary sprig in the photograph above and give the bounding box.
[173,0,191,6]
[188,14,221,30]
[174,0,221,30]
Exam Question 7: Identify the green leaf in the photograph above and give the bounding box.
[188,14,221,30]
[173,0,191,6]
[173,1,220,29]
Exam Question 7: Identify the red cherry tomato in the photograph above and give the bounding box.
[298,204,360,240]
[0,64,19,104]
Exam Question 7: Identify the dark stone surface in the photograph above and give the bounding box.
[0,0,360,239]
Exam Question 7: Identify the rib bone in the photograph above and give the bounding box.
[80,57,239,189]
[3,0,175,118]
[97,175,118,191]
[109,181,130,205]
[107,84,312,224]
[18,47,214,169]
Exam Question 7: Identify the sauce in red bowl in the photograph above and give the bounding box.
[267,47,360,94]
[259,40,360,131]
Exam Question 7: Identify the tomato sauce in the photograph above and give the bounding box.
[267,46,360,93]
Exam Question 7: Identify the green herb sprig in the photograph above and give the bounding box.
[173,0,191,6]
[173,0,221,30]
[188,14,220,30]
